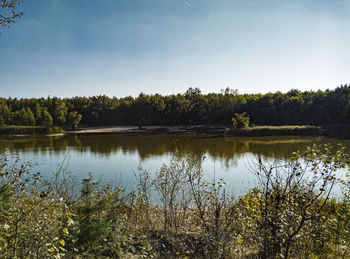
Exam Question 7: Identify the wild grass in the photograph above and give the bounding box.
[225,125,321,137]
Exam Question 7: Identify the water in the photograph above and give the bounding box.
[0,134,349,196]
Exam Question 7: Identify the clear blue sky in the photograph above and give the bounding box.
[1,0,349,98]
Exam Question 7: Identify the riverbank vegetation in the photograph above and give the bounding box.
[0,126,64,135]
[225,125,321,137]
[0,144,349,258]
[1,85,350,129]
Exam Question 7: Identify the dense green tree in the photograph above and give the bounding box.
[13,108,35,125]
[0,85,350,128]
[0,102,11,125]
[24,107,35,126]
[33,103,42,123]
[232,112,250,128]
[67,111,82,130]
[49,98,68,125]
[40,109,53,126]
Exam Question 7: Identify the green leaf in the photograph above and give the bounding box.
[3,224,10,231]
[59,239,65,247]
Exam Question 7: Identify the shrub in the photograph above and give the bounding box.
[232,112,250,128]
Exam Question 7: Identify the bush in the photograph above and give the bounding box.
[232,112,250,128]
[0,126,64,135]
[240,144,349,258]
[46,126,64,134]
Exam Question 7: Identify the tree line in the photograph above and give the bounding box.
[1,85,349,127]
[0,97,82,129]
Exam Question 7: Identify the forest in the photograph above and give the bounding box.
[0,85,349,128]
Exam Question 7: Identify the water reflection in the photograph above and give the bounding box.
[1,134,349,195]
[1,134,349,165]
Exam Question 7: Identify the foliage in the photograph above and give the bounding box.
[0,154,69,258]
[46,126,64,134]
[35,106,54,126]
[241,144,349,258]
[152,155,190,233]
[73,175,112,254]
[66,111,82,130]
[232,112,250,128]
[0,85,350,129]
[0,144,349,258]
[49,98,68,125]
[0,126,64,135]
[0,0,23,27]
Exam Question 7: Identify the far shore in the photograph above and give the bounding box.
[68,125,189,134]
[68,125,323,137]
[2,124,349,138]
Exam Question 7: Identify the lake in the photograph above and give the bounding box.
[0,134,349,197]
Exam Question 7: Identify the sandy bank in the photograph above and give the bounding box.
[68,125,188,134]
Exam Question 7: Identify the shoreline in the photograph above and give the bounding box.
[68,125,323,137]
[68,125,188,134]
[68,125,229,135]
[1,124,349,138]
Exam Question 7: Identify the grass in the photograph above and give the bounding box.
[0,125,64,135]
[224,125,321,137]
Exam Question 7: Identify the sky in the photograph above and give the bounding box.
[0,0,349,98]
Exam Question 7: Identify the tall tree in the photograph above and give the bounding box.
[67,111,82,130]
[40,109,53,126]
[49,98,68,125]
